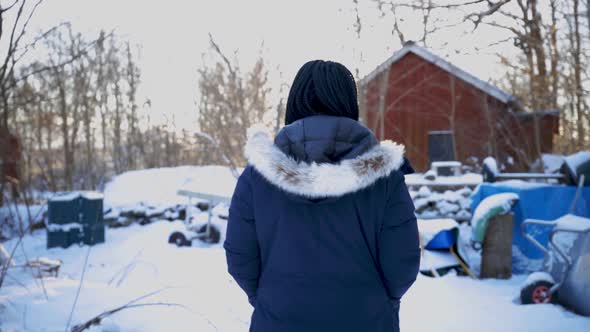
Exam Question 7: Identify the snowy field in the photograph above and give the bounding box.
[1,166,589,331]
[2,221,589,331]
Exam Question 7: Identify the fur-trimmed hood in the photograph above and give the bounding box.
[244,117,405,198]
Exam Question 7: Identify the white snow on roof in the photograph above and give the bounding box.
[49,191,103,202]
[361,42,517,105]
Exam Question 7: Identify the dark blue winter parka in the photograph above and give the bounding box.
[224,115,420,332]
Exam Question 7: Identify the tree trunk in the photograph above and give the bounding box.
[572,0,585,146]
[57,72,73,190]
[549,0,559,109]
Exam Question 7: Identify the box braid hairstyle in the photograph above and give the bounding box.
[285,60,359,125]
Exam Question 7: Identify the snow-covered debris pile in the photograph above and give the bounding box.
[410,186,473,221]
[102,166,237,227]
[104,165,236,208]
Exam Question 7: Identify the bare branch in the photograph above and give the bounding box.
[208,33,236,78]
[465,0,513,29]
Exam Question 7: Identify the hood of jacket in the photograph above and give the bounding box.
[245,115,405,198]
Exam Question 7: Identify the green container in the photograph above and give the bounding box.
[68,227,84,246]
[47,229,69,248]
[82,223,105,245]
[80,193,104,225]
[47,191,105,249]
[48,193,81,225]
[47,225,83,249]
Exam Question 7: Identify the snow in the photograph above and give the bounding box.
[522,272,555,289]
[471,193,519,227]
[483,156,499,176]
[103,166,237,209]
[491,180,552,189]
[419,250,459,271]
[50,192,84,202]
[2,221,589,331]
[541,154,565,173]
[35,256,62,267]
[436,200,461,214]
[432,161,462,167]
[405,172,482,187]
[554,214,590,233]
[564,151,590,176]
[418,218,458,245]
[411,186,473,220]
[48,191,103,202]
[417,186,432,197]
[2,165,590,331]
[46,222,83,232]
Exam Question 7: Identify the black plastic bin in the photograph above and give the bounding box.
[47,192,105,249]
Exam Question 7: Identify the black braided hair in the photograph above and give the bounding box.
[285,60,359,125]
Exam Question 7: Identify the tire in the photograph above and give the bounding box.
[168,232,190,247]
[521,280,556,304]
[197,224,221,244]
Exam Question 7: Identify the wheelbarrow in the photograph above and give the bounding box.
[519,176,590,316]
[167,190,229,246]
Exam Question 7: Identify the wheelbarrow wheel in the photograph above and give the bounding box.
[197,224,221,244]
[521,280,556,304]
[168,232,191,247]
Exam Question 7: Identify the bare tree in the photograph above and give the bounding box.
[0,0,44,128]
[197,34,271,168]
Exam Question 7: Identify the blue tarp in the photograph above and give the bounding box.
[471,183,590,273]
[425,229,458,250]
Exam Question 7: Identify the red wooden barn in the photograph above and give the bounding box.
[360,41,558,172]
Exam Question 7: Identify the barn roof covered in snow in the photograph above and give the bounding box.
[361,41,518,105]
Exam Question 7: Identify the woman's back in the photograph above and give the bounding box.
[225,115,420,332]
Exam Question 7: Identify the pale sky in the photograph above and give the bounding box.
[22,0,516,130]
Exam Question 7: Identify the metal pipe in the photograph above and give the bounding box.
[495,173,565,180]
[568,174,586,213]
[521,219,558,256]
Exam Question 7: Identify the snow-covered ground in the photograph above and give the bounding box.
[2,221,589,331]
[1,166,589,331]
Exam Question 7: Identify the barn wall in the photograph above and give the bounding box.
[363,52,552,171]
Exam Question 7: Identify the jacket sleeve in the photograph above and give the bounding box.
[378,171,420,301]
[224,167,260,306]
